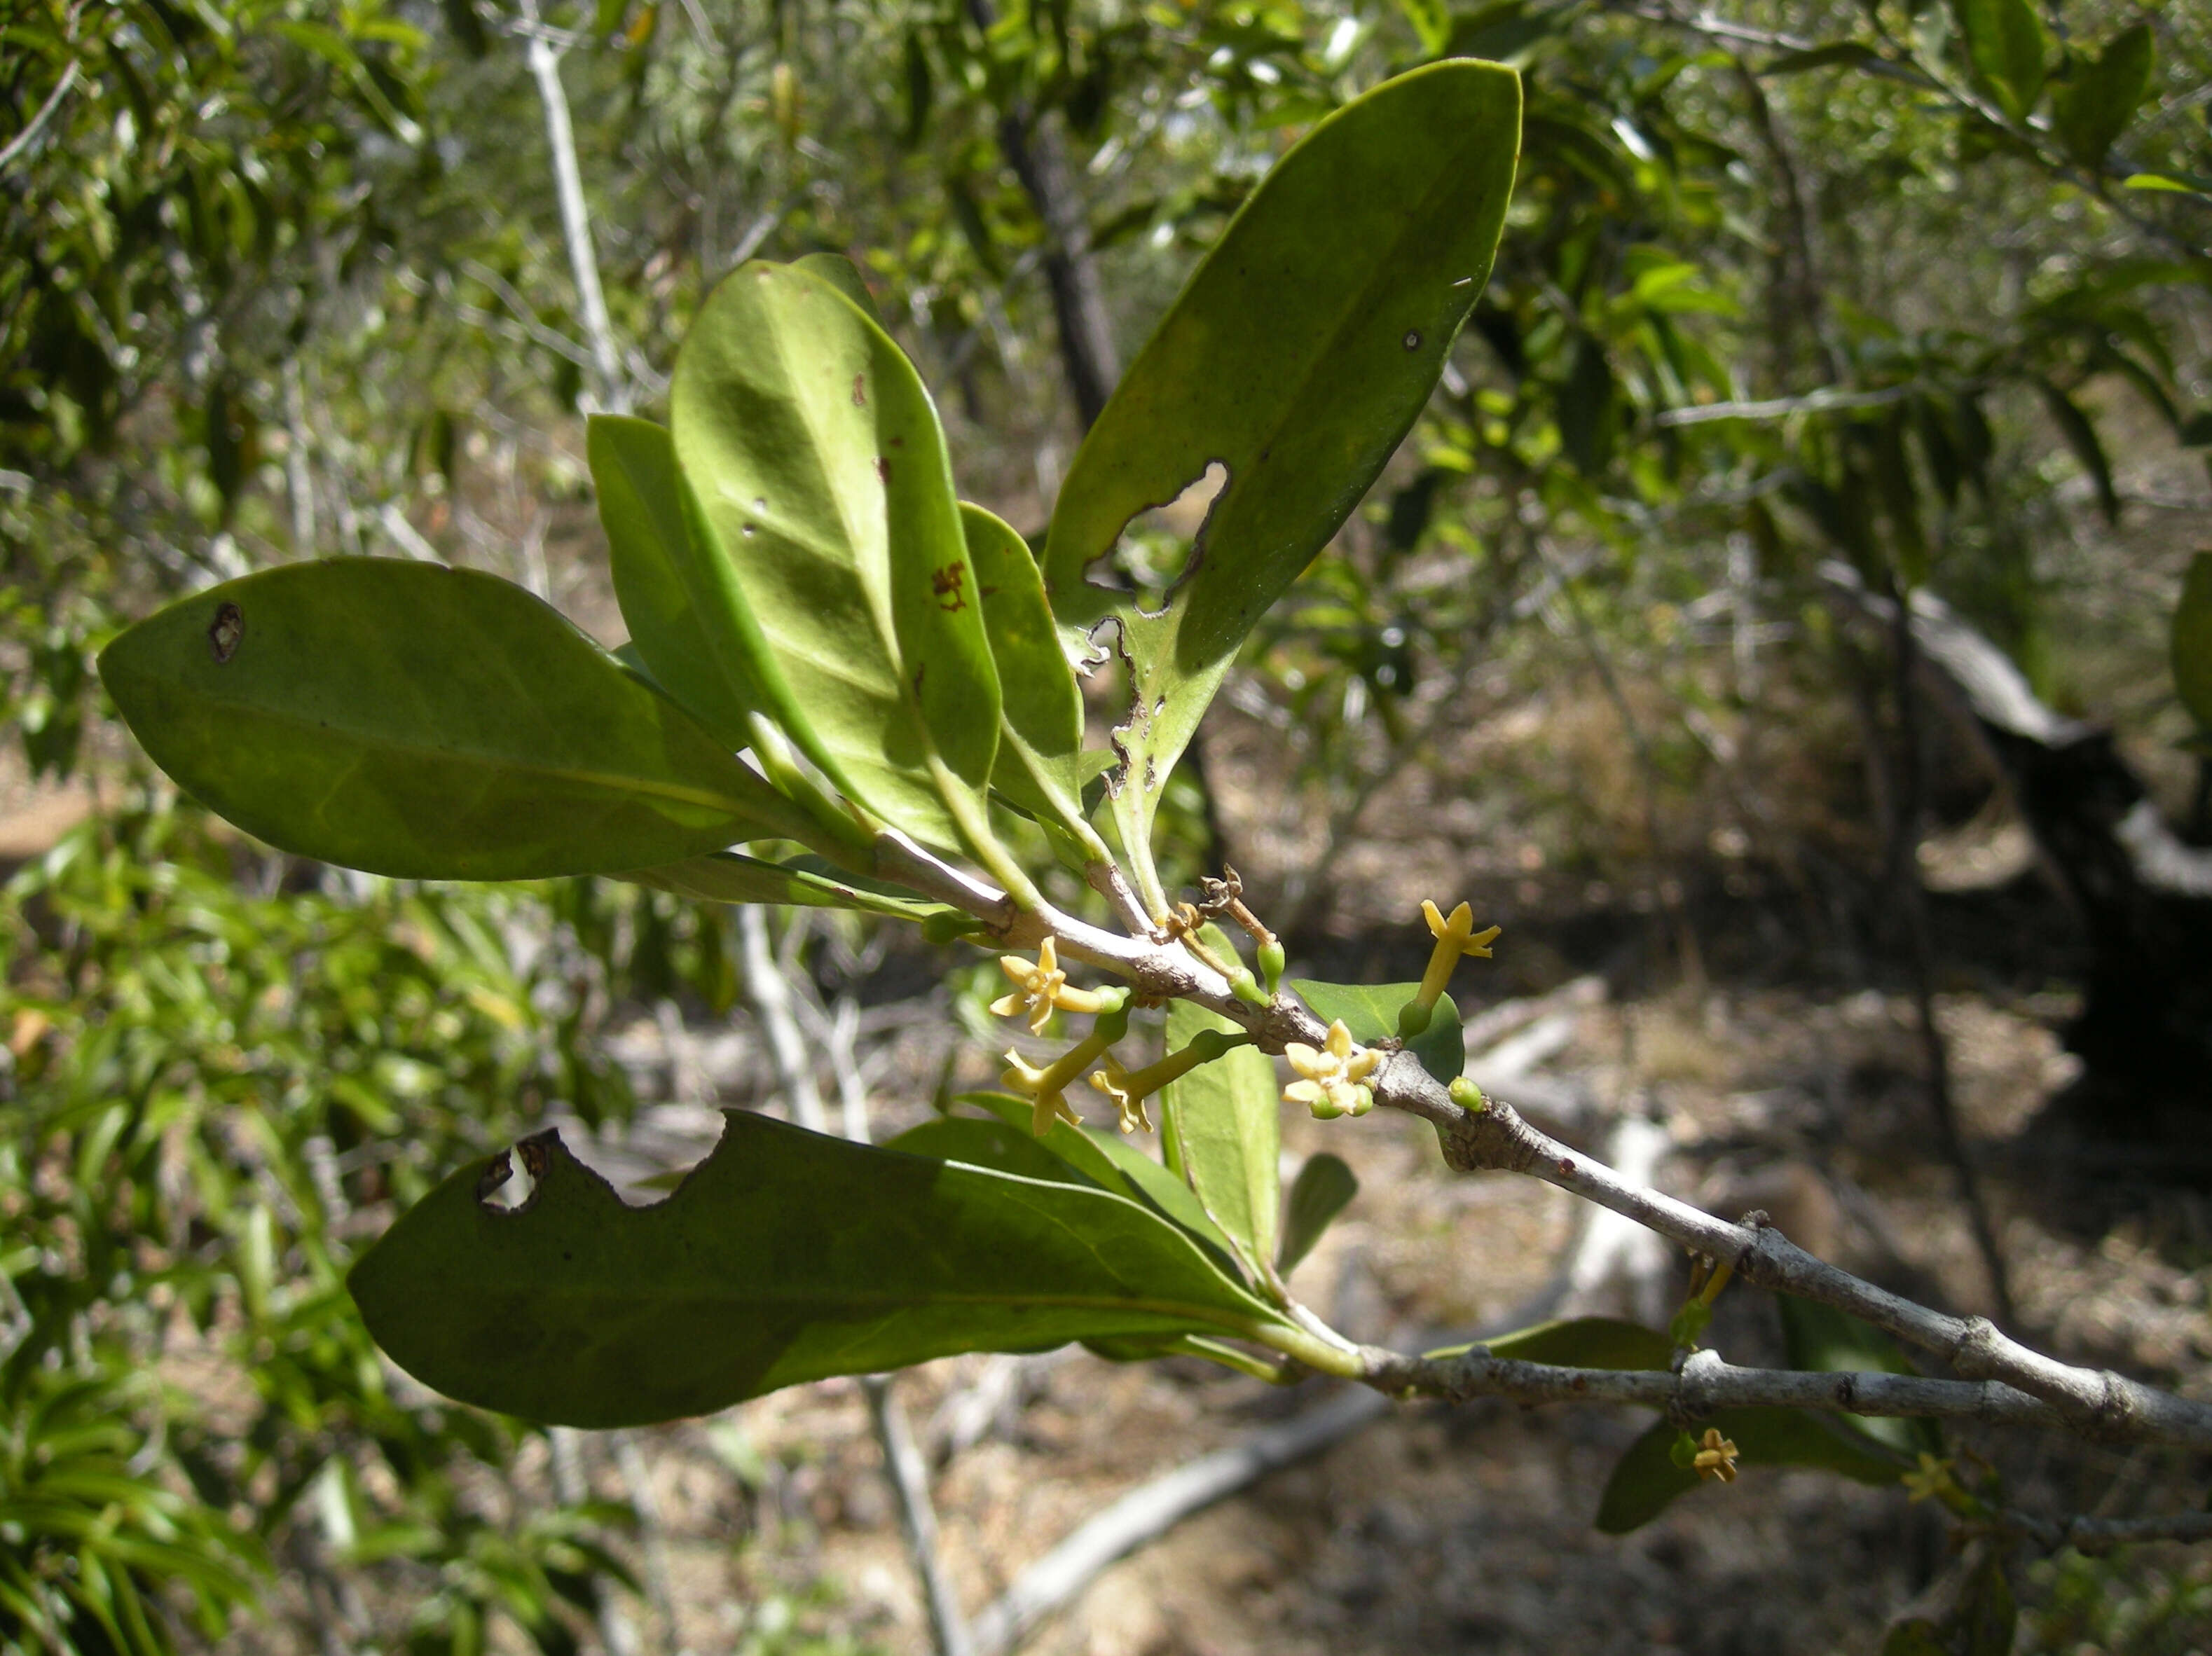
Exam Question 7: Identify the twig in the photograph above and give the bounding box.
[866,1376,977,1656]
[515,0,630,413]
[0,60,81,175]
[2002,1507,2212,1556]
[1655,385,1916,426]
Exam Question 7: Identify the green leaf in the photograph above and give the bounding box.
[1277,1153,1356,1276]
[97,560,821,881]
[626,850,952,922]
[1040,64,1520,904]
[884,1115,1099,1186]
[791,251,885,325]
[1777,1293,1943,1458]
[349,1112,1286,1427]
[962,502,1097,846]
[960,1091,1239,1262]
[1290,979,1464,1086]
[590,414,755,750]
[2052,24,2152,172]
[1425,1316,1672,1370]
[1161,996,1282,1287]
[1951,0,2046,123]
[1595,1407,1909,1533]
[2032,375,2120,524]
[1394,0,1450,58]
[670,259,1001,857]
[2172,551,2212,732]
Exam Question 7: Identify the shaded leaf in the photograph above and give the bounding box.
[1290,979,1464,1086]
[1759,41,1879,76]
[1884,1539,2016,1656]
[2173,551,2212,732]
[1041,64,1520,894]
[2033,375,2120,523]
[2052,24,2152,172]
[626,851,950,921]
[1277,1152,1357,1276]
[884,1115,1097,1187]
[963,502,1096,845]
[98,560,820,881]
[350,1112,1286,1427]
[1778,1293,1943,1458]
[1595,1406,1909,1533]
[671,260,1000,855]
[1951,0,2046,123]
[590,414,755,749]
[1161,993,1282,1287]
[791,251,884,325]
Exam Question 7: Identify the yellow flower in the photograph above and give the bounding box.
[1691,1427,1740,1484]
[989,937,1122,1033]
[1001,1048,1085,1136]
[1284,1019,1379,1119]
[1399,901,1500,1036]
[1901,1453,1954,1505]
[1087,1055,1151,1136]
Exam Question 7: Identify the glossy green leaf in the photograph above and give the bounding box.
[1425,1316,1672,1370]
[98,560,822,880]
[1778,1293,1942,1458]
[1952,0,2046,123]
[792,251,886,324]
[1160,995,1280,1286]
[1291,979,1464,1086]
[590,414,755,749]
[670,258,1001,855]
[2033,376,2120,523]
[626,850,952,921]
[1595,1406,1909,1534]
[2052,24,2153,171]
[2171,551,2212,732]
[1277,1153,1356,1276]
[349,1111,1288,1427]
[962,502,1096,843]
[1041,64,1520,898]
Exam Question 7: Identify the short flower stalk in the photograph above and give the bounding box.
[1089,1028,1252,1134]
[1002,1004,1133,1137]
[1400,899,1500,1037]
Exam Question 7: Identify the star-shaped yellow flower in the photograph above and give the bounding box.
[1001,1048,1086,1136]
[1400,900,1502,1035]
[1901,1453,1955,1505]
[1691,1427,1740,1484]
[989,938,1122,1034]
[1087,1055,1152,1136]
[1284,1019,1379,1119]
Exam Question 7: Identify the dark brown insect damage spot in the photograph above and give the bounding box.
[852,373,867,406]
[474,1149,513,1206]
[912,661,926,696]
[207,601,244,663]
[876,455,893,484]
[930,562,967,611]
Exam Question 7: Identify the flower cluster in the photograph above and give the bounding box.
[1283,1019,1379,1119]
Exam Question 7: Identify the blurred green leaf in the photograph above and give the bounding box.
[2173,551,2212,732]
[2032,376,2120,524]
[1778,1292,1943,1458]
[350,1112,1288,1426]
[670,259,1001,856]
[98,560,822,879]
[2051,24,2152,172]
[1951,0,2046,123]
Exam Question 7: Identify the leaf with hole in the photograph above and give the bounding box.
[348,1112,1290,1426]
[671,259,1001,857]
[1041,63,1520,904]
[1161,988,1280,1288]
[591,414,755,750]
[1277,1153,1356,1276]
[1291,979,1464,1086]
[98,560,823,880]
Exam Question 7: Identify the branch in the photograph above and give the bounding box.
[0,59,81,176]
[2003,1508,2212,1556]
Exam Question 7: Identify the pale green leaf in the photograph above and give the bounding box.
[1277,1153,1356,1276]
[1161,995,1280,1286]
